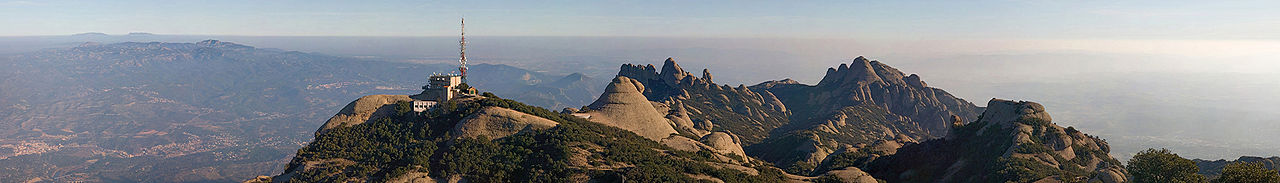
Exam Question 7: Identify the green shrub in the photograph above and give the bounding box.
[1127,148,1205,183]
[1211,162,1280,183]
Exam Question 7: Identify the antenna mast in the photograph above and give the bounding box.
[458,17,469,83]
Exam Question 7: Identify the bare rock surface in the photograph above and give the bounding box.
[316,95,413,136]
[701,131,748,158]
[451,106,559,139]
[582,76,678,141]
[823,167,879,183]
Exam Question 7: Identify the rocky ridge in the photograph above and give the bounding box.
[863,99,1126,183]
[614,58,792,144]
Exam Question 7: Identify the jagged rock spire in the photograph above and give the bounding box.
[702,69,714,83]
[817,56,882,87]
[659,57,689,87]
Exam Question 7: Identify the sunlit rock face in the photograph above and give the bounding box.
[582,76,679,141]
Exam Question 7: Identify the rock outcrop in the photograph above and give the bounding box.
[616,58,791,144]
[577,75,757,168]
[865,99,1126,183]
[317,95,414,136]
[701,132,748,158]
[581,76,679,141]
[822,167,879,183]
[451,106,559,139]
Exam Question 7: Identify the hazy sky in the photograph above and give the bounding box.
[2,0,1278,39]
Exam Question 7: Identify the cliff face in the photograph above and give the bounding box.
[746,56,982,174]
[863,99,1126,183]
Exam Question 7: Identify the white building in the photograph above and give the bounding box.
[409,74,474,112]
[412,100,437,113]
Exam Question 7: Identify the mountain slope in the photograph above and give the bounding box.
[746,56,982,174]
[862,99,1126,183]
[272,95,797,182]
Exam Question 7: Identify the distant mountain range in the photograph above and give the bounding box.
[0,40,601,182]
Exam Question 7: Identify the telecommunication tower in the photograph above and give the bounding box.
[458,18,469,83]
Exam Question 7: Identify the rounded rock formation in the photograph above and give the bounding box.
[582,76,679,141]
[317,95,414,136]
[700,131,747,158]
[451,106,559,140]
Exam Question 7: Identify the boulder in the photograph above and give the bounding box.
[701,132,747,158]
[667,102,708,136]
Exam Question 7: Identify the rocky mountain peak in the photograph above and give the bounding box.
[702,69,714,83]
[905,74,926,88]
[617,57,721,95]
[583,76,678,141]
[659,57,690,86]
[818,56,885,87]
[618,63,660,83]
